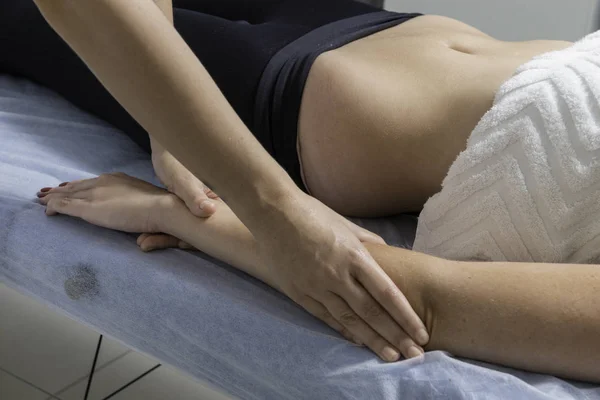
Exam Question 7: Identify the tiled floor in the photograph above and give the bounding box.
[0,283,233,400]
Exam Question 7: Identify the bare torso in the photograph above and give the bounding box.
[297,15,572,217]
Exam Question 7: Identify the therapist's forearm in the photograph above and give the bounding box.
[152,0,173,23]
[33,0,298,225]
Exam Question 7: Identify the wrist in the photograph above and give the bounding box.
[154,193,186,234]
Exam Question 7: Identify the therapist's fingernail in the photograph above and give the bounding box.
[416,329,430,345]
[408,346,424,359]
[382,347,400,362]
[40,188,51,193]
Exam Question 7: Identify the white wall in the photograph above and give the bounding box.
[385,0,600,41]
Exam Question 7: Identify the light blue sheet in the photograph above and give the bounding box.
[0,74,598,400]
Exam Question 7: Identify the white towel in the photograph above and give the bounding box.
[413,31,600,264]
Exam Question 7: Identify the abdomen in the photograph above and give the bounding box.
[297,15,571,217]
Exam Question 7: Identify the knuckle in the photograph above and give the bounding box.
[338,311,360,326]
[348,247,363,260]
[371,337,391,353]
[363,303,384,319]
[349,248,368,265]
[394,335,414,351]
[58,197,71,208]
[382,284,402,301]
[319,309,334,322]
[320,267,341,284]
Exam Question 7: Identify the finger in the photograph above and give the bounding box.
[44,178,99,195]
[38,192,55,205]
[39,189,92,205]
[45,195,89,219]
[321,292,400,362]
[38,187,59,198]
[345,221,387,245]
[352,253,430,347]
[297,296,362,345]
[137,233,152,247]
[339,277,423,359]
[137,233,181,252]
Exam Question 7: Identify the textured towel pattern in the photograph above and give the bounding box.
[414,31,600,263]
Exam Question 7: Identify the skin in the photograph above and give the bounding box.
[147,0,220,218]
[298,15,573,215]
[29,0,577,363]
[38,174,600,383]
[32,0,429,361]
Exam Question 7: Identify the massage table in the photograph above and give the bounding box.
[1,74,598,399]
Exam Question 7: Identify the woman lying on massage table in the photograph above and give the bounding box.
[24,0,599,381]
[37,172,600,383]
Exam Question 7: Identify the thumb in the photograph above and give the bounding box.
[170,176,217,218]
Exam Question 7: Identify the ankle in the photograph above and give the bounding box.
[152,193,185,233]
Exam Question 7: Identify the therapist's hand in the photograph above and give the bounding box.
[151,141,219,218]
[256,192,429,361]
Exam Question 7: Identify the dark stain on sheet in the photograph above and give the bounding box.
[0,202,31,273]
[64,264,99,300]
[0,205,22,255]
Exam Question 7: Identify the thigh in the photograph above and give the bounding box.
[0,1,153,152]
[173,0,284,23]
[173,8,305,131]
[174,0,379,25]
